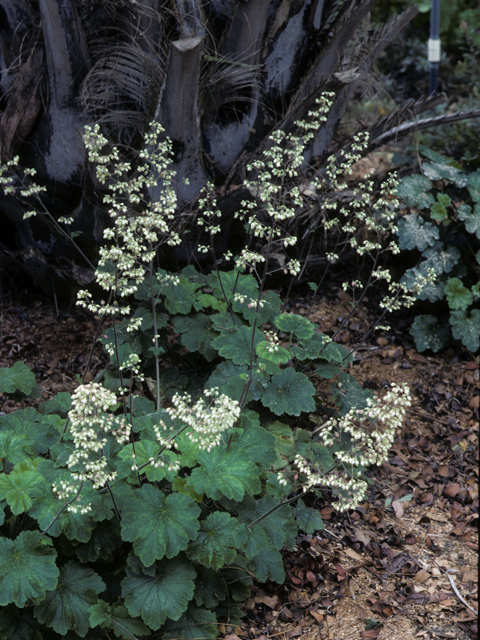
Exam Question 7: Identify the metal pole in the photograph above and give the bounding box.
[428,0,441,95]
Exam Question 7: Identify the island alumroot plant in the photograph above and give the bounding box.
[0,96,413,639]
[395,145,480,353]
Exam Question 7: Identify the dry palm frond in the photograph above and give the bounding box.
[80,43,164,148]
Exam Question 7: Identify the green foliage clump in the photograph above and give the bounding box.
[0,98,413,638]
[395,146,480,353]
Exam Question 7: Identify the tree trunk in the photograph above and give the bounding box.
[0,0,430,298]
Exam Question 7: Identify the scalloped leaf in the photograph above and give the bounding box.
[193,566,227,608]
[0,531,59,607]
[207,360,269,403]
[122,558,196,630]
[261,368,316,416]
[236,494,297,551]
[120,485,201,566]
[249,547,285,583]
[396,174,434,209]
[397,214,439,251]
[467,171,480,201]
[237,289,283,324]
[162,602,218,640]
[401,263,444,302]
[0,362,40,398]
[457,202,480,239]
[211,325,263,365]
[187,511,239,569]
[207,270,258,302]
[423,245,461,275]
[0,408,61,455]
[332,373,374,416]
[0,605,46,639]
[294,498,324,533]
[274,314,315,339]
[0,467,48,515]
[173,314,218,361]
[89,601,151,638]
[422,161,467,187]
[444,277,473,310]
[256,341,290,365]
[430,193,451,221]
[187,443,261,502]
[34,561,105,637]
[410,315,451,352]
[450,309,480,352]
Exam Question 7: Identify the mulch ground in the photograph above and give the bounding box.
[0,290,478,640]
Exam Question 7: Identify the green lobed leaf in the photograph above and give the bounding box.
[422,161,467,187]
[457,203,480,239]
[450,309,480,352]
[122,557,196,631]
[0,362,40,397]
[236,494,298,551]
[467,171,480,202]
[187,445,261,502]
[75,519,122,564]
[234,522,270,559]
[193,566,227,609]
[0,467,47,515]
[0,605,44,640]
[120,485,201,566]
[396,174,434,209]
[39,391,72,416]
[173,313,218,361]
[409,315,451,352]
[314,360,341,379]
[396,214,439,251]
[0,531,59,607]
[430,193,451,221]
[187,511,239,569]
[401,263,445,302]
[332,373,374,416]
[249,547,285,583]
[0,407,61,455]
[34,561,105,637]
[211,324,263,365]
[294,498,324,533]
[162,602,218,640]
[207,361,268,403]
[236,289,282,324]
[89,600,152,638]
[444,277,473,310]
[422,245,461,275]
[261,367,316,416]
[0,431,34,464]
[274,313,315,339]
[207,270,258,303]
[117,440,179,483]
[256,340,290,365]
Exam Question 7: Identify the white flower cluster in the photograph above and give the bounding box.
[264,331,280,354]
[54,383,130,512]
[164,388,241,452]
[291,383,411,511]
[78,122,181,316]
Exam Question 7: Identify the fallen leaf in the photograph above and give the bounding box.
[254,595,277,608]
[344,548,365,563]
[462,570,478,583]
[309,610,324,624]
[406,349,429,363]
[469,396,479,409]
[415,570,431,584]
[444,483,460,498]
[361,631,381,639]
[438,464,450,478]
[392,500,404,518]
